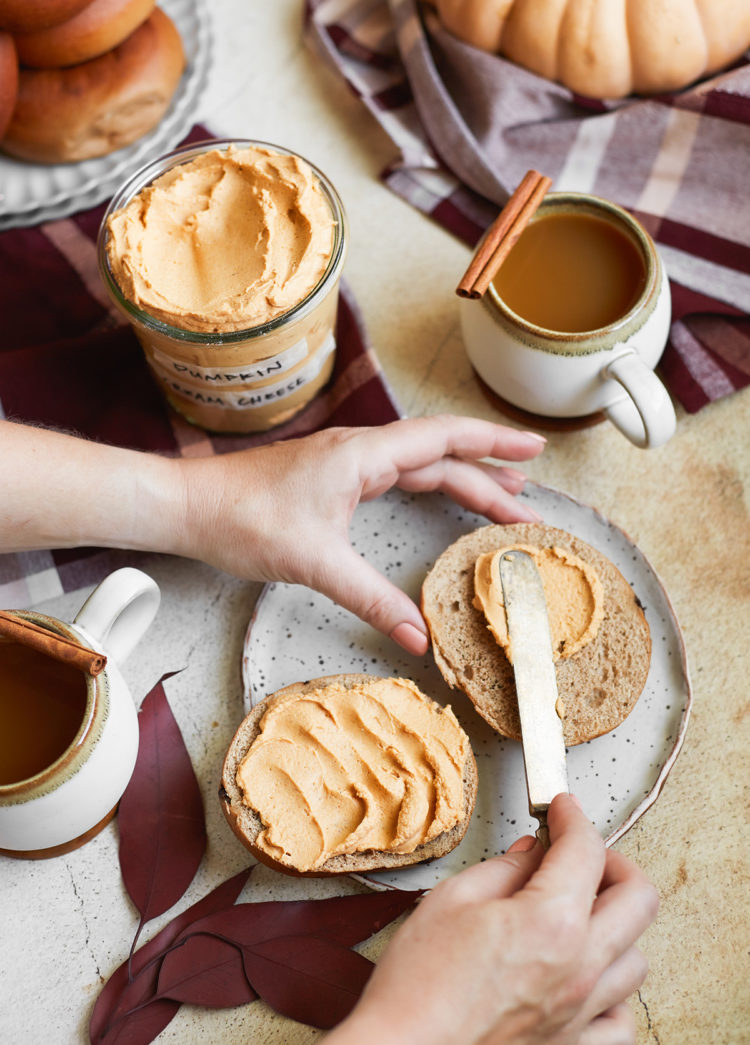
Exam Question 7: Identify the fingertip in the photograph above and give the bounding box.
[390,620,429,655]
[521,430,547,448]
[552,792,583,812]
[507,835,538,853]
[514,502,544,523]
[547,793,597,843]
[497,466,526,495]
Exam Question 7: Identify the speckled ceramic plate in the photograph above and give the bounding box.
[241,482,691,891]
[0,0,211,229]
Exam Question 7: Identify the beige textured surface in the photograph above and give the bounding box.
[0,2,747,1043]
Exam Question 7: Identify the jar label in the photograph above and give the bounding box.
[154,333,336,410]
[148,334,314,386]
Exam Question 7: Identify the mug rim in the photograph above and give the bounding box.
[96,137,349,345]
[0,613,105,803]
[485,191,660,346]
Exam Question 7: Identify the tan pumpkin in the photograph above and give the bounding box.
[430,0,750,98]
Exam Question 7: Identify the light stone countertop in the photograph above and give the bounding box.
[1,2,748,1043]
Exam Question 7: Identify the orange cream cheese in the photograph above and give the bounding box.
[473,545,604,662]
[105,145,335,334]
[235,678,469,873]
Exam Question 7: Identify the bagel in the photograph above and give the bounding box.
[0,31,17,138]
[1,6,184,163]
[220,674,478,877]
[0,0,93,33]
[421,524,652,746]
[14,0,156,69]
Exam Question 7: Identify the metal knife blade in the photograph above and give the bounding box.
[498,550,569,848]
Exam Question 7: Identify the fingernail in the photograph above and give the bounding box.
[568,794,583,809]
[522,431,547,445]
[390,621,429,655]
[516,502,544,523]
[508,835,537,853]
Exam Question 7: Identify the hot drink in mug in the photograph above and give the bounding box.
[460,193,676,449]
[0,568,160,858]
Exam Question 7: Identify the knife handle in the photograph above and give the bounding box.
[534,811,551,850]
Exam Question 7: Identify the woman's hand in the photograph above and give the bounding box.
[177,415,546,652]
[328,794,658,1045]
[0,414,544,653]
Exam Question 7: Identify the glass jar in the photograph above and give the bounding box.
[97,138,348,434]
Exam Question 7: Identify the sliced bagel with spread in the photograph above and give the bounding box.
[421,523,651,746]
[220,674,477,877]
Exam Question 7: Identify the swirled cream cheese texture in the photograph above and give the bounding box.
[105,146,335,333]
[236,679,469,872]
[474,545,604,662]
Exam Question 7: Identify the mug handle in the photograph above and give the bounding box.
[74,567,160,664]
[601,351,676,449]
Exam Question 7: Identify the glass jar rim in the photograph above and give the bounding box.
[96,137,348,345]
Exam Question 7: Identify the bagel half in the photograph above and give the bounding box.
[421,524,651,746]
[220,674,478,877]
[0,31,17,138]
[14,0,156,69]
[0,0,93,34]
[1,6,184,163]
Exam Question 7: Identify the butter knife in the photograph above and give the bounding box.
[498,550,569,848]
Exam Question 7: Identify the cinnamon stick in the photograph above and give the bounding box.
[456,169,553,300]
[0,611,107,676]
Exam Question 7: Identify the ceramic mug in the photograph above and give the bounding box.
[460,192,676,449]
[0,567,160,858]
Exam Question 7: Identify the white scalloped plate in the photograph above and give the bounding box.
[241,482,691,891]
[0,0,212,229]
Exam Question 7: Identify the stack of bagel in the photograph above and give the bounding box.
[0,0,185,163]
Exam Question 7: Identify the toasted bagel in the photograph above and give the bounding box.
[0,31,18,138]
[14,0,156,69]
[220,674,478,877]
[0,0,93,34]
[1,6,184,163]
[421,524,651,746]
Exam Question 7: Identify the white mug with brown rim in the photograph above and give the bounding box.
[460,192,676,449]
[0,567,160,858]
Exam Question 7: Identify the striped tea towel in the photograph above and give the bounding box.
[306,0,750,414]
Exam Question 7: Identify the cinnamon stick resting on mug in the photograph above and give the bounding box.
[457,169,552,299]
[0,611,107,676]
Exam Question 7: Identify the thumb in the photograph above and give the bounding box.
[429,844,545,908]
[311,542,429,654]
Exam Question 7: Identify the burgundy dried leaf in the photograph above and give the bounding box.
[92,999,181,1045]
[157,933,257,1007]
[243,934,374,1029]
[180,888,424,951]
[90,867,253,1045]
[118,672,206,938]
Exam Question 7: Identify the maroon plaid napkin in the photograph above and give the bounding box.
[0,128,401,605]
[306,0,750,414]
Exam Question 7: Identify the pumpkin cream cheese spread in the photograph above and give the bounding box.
[235,678,469,873]
[474,545,604,662]
[105,145,335,334]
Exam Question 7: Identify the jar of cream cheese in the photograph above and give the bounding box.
[98,139,348,433]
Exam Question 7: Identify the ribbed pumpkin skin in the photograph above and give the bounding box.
[434,0,750,98]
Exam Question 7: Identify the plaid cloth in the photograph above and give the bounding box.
[0,128,401,607]
[306,0,750,414]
